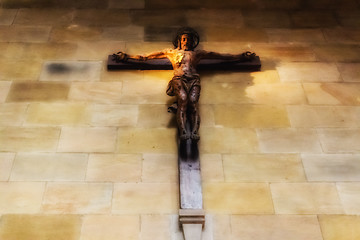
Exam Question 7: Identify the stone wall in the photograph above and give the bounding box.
[0,1,360,240]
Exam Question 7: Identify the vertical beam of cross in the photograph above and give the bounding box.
[107,55,261,240]
[178,122,205,240]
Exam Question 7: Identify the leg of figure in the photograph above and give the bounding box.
[177,88,190,140]
[189,85,200,141]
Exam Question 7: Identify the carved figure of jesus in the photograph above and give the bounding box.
[114,27,255,141]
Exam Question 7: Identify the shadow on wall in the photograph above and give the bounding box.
[1,0,358,9]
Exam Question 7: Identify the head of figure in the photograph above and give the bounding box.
[173,27,199,51]
[180,34,191,50]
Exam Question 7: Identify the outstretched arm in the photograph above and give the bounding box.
[113,50,167,62]
[197,50,256,62]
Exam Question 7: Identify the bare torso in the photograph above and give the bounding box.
[166,49,201,78]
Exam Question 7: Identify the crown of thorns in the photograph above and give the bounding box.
[172,27,200,50]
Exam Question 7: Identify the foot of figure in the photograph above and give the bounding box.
[191,133,200,141]
[180,132,191,141]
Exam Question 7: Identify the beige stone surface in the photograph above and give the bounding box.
[258,128,322,153]
[140,215,171,240]
[90,104,138,127]
[0,215,82,240]
[186,9,243,28]
[0,9,17,25]
[271,183,344,214]
[0,103,27,126]
[323,28,360,43]
[251,69,280,84]
[214,104,290,128]
[0,153,15,181]
[314,44,360,62]
[212,215,231,240]
[43,183,113,214]
[337,183,360,215]
[318,129,360,153]
[200,104,216,127]
[251,44,316,61]
[267,29,325,42]
[0,127,60,152]
[0,81,11,103]
[223,154,305,182]
[201,82,250,104]
[75,41,125,61]
[0,26,51,42]
[109,0,145,9]
[124,42,172,56]
[14,9,73,26]
[86,154,141,182]
[303,83,341,105]
[231,215,323,240]
[200,154,224,182]
[103,25,144,41]
[6,82,70,102]
[142,153,177,183]
[204,27,268,42]
[10,153,88,181]
[245,83,307,105]
[26,103,91,126]
[112,183,178,214]
[169,215,183,240]
[1,4,360,240]
[198,41,248,53]
[291,11,338,28]
[203,183,273,214]
[200,127,259,153]
[73,9,131,27]
[81,215,139,240]
[201,69,279,84]
[338,63,360,82]
[0,43,23,59]
[50,26,102,42]
[243,11,291,28]
[336,10,360,27]
[302,154,360,181]
[0,182,45,213]
[308,83,360,105]
[117,128,177,153]
[0,0,106,8]
[68,82,123,104]
[137,104,176,128]
[277,62,340,82]
[40,61,102,82]
[287,106,360,128]
[58,127,117,153]
[130,9,189,27]
[0,60,42,81]
[101,69,143,82]
[18,42,77,60]
[120,77,171,104]
[319,215,360,240]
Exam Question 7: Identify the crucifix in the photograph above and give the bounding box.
[108,27,261,240]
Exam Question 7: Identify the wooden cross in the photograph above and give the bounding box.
[107,29,261,240]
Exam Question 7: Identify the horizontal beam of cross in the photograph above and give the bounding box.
[107,55,261,71]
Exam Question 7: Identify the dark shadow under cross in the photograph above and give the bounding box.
[107,28,261,240]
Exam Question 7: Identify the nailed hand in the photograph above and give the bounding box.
[112,52,129,62]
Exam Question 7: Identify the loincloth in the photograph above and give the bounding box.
[166,75,200,114]
[166,75,200,96]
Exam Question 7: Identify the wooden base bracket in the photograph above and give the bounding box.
[179,209,205,226]
[179,209,205,240]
